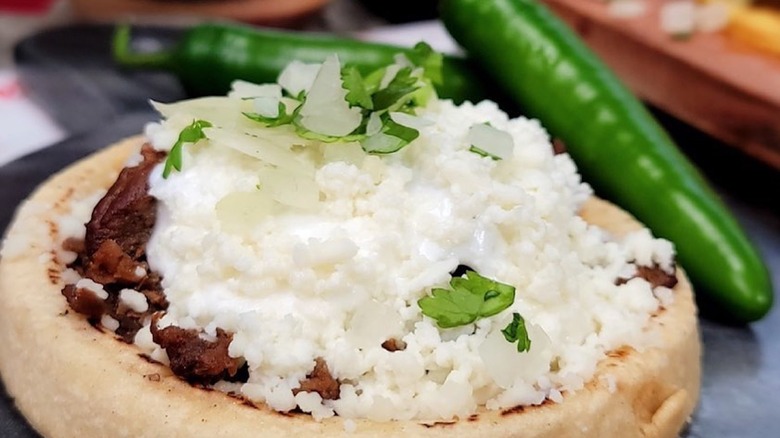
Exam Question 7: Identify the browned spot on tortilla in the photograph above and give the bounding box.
[226,392,259,410]
[89,319,104,332]
[138,353,162,365]
[54,186,75,210]
[145,373,161,382]
[47,220,57,240]
[501,405,526,416]
[272,409,307,417]
[421,421,457,428]
[47,264,61,285]
[501,398,553,416]
[44,221,64,285]
[468,414,479,422]
[607,346,633,359]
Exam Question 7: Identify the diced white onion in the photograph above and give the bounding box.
[204,127,315,176]
[346,300,403,349]
[151,97,248,128]
[278,60,321,97]
[298,55,362,137]
[467,123,514,160]
[229,81,282,100]
[390,112,433,130]
[478,323,553,389]
[361,132,403,154]
[366,112,383,136]
[253,96,281,118]
[379,63,403,89]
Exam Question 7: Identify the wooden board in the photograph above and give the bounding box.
[544,0,780,169]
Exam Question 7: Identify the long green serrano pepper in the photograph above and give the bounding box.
[441,0,773,322]
[112,23,488,104]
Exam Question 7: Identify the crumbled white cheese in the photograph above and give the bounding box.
[120,289,149,313]
[140,90,673,421]
[76,278,108,300]
[101,314,120,332]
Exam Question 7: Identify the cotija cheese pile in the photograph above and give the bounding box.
[83,49,676,421]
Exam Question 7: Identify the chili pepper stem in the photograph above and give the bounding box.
[112,24,174,70]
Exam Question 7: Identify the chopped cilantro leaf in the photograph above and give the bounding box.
[342,66,374,109]
[163,119,211,178]
[371,67,420,111]
[240,46,443,156]
[243,102,294,127]
[406,42,444,85]
[418,270,516,328]
[361,115,419,154]
[501,313,531,353]
[469,145,501,160]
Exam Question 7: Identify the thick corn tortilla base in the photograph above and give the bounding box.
[0,136,701,438]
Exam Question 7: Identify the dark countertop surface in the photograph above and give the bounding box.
[1,21,778,438]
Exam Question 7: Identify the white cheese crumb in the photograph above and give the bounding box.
[134,266,147,278]
[119,289,149,313]
[141,94,674,421]
[295,392,335,421]
[548,388,564,403]
[150,347,169,365]
[75,278,108,300]
[134,324,156,354]
[61,268,81,285]
[654,286,675,307]
[101,315,120,332]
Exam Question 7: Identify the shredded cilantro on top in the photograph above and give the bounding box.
[162,119,212,178]
[418,270,516,329]
[469,145,501,160]
[501,312,531,352]
[242,42,443,155]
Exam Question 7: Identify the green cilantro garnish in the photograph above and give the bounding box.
[243,102,294,127]
[406,41,444,86]
[469,145,501,160]
[162,119,212,178]
[418,270,516,328]
[361,114,420,154]
[371,67,419,111]
[342,66,374,109]
[501,312,531,352]
[243,42,442,156]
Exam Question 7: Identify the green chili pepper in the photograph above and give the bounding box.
[112,23,487,104]
[441,0,773,322]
